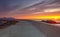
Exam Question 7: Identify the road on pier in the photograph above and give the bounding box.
[0,21,60,37]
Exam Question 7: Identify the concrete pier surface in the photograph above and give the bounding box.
[0,21,60,37]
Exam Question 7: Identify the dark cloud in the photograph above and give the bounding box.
[0,0,42,14]
[23,0,60,10]
[53,0,60,3]
[0,0,22,13]
[20,0,60,15]
[0,0,60,17]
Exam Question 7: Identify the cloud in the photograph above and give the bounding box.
[43,8,60,12]
[21,0,60,15]
[0,0,22,13]
[0,0,60,17]
[0,0,43,17]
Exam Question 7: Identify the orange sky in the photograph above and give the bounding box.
[12,12,60,20]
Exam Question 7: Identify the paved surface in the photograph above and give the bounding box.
[0,21,46,37]
[30,21,60,37]
[0,21,60,37]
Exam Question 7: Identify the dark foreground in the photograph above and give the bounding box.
[0,20,60,37]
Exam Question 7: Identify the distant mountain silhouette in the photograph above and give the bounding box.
[0,17,16,21]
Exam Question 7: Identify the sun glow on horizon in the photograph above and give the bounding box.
[13,15,60,21]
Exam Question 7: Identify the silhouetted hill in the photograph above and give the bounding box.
[0,17,16,21]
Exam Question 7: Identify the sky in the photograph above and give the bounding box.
[0,0,60,19]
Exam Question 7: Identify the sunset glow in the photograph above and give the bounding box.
[13,15,60,21]
[0,0,60,21]
[12,11,60,21]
